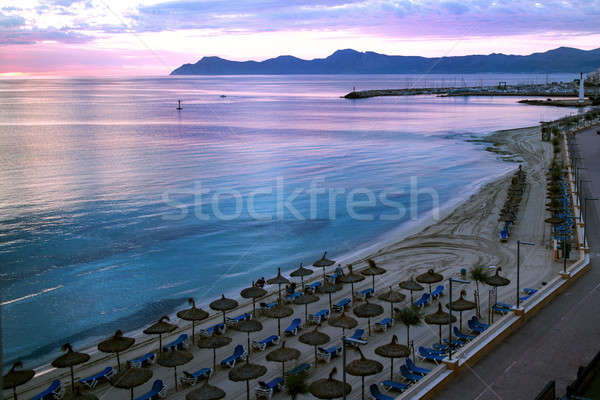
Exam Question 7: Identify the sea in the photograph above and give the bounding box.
[0,73,583,370]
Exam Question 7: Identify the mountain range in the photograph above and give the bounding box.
[170,47,600,75]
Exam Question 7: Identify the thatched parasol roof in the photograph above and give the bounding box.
[360,259,386,276]
[196,335,232,350]
[339,264,365,284]
[228,361,267,382]
[98,330,135,354]
[545,216,565,225]
[328,312,358,330]
[486,267,510,287]
[399,278,424,292]
[110,368,153,389]
[51,344,90,368]
[446,289,476,312]
[299,327,330,346]
[209,294,238,312]
[293,293,319,306]
[425,303,457,325]
[143,316,177,335]
[290,263,313,278]
[374,335,409,359]
[177,298,210,321]
[266,341,301,363]
[186,381,226,400]
[318,282,343,294]
[157,350,193,368]
[267,267,290,286]
[240,282,267,299]
[235,319,263,333]
[2,362,34,390]
[264,302,293,319]
[353,300,383,319]
[309,368,352,399]
[313,251,335,268]
[377,287,406,303]
[345,348,383,377]
[416,269,443,285]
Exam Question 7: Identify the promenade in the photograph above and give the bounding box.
[436,125,600,400]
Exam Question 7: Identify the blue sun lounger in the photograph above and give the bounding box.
[430,285,444,299]
[309,281,322,291]
[468,316,489,333]
[162,333,189,352]
[180,368,212,386]
[285,318,302,336]
[134,380,166,400]
[357,287,374,300]
[316,345,342,363]
[285,292,303,303]
[79,366,114,389]
[371,383,395,400]
[454,327,476,341]
[202,323,226,336]
[252,334,280,351]
[347,328,366,346]
[413,293,430,308]
[127,352,156,368]
[418,346,445,362]
[288,363,311,376]
[32,380,63,400]
[400,365,423,382]
[220,345,247,368]
[309,309,330,324]
[381,380,408,392]
[500,228,508,242]
[332,297,351,312]
[375,318,393,332]
[406,358,431,375]
[226,313,252,328]
[256,377,284,399]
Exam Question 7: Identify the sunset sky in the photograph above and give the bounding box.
[1,0,600,76]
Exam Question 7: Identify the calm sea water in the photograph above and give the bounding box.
[0,74,582,370]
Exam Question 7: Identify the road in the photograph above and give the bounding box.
[435,125,600,400]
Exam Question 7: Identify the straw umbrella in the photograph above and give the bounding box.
[157,349,193,391]
[425,303,456,344]
[3,362,34,400]
[210,294,239,325]
[196,335,232,371]
[377,286,406,319]
[398,278,424,304]
[313,251,335,280]
[186,379,226,400]
[228,360,267,400]
[309,367,352,399]
[266,341,301,376]
[339,264,365,302]
[290,262,313,291]
[235,319,263,360]
[299,327,330,365]
[545,216,565,225]
[110,367,152,400]
[63,387,99,400]
[143,316,177,352]
[445,289,476,330]
[345,347,383,400]
[240,282,267,316]
[374,335,409,380]
[98,330,135,371]
[293,292,320,322]
[328,312,358,336]
[353,299,384,336]
[264,301,293,336]
[318,282,343,310]
[485,267,511,321]
[360,259,386,291]
[416,269,443,294]
[267,267,290,301]
[177,298,209,344]
[51,343,90,393]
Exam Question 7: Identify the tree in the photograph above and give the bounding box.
[393,306,423,348]
[285,371,309,400]
[470,265,490,318]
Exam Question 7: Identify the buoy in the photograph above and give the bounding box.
[176,100,182,110]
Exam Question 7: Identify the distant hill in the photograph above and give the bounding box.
[170,47,600,75]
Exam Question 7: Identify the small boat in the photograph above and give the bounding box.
[220,95,226,98]
[176,100,182,110]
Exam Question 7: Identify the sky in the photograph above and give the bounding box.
[1,0,600,76]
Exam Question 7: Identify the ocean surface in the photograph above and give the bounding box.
[0,74,583,370]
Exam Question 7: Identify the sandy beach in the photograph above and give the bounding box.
[6,123,566,400]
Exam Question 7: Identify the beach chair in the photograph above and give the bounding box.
[374,318,393,332]
[308,281,322,292]
[284,318,302,336]
[430,285,444,299]
[309,309,330,325]
[316,345,342,363]
[492,304,510,315]
[523,288,537,295]
[127,352,156,368]
[134,379,167,400]
[381,380,408,392]
[370,383,395,400]
[287,363,311,376]
[32,380,63,400]
[226,313,252,328]
[332,297,351,312]
[348,328,367,345]
[413,293,430,308]
[454,327,476,341]
[252,335,280,352]
[442,338,464,348]
[406,358,431,375]
[258,302,277,316]
[500,228,508,242]
[162,333,189,352]
[400,365,423,383]
[79,366,114,389]
[418,346,444,362]
[220,345,247,368]
[355,287,374,300]
[180,367,212,386]
[202,323,226,336]
[255,377,284,400]
[284,292,303,303]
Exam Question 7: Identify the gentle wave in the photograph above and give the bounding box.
[1,285,63,306]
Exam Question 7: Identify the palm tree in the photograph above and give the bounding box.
[393,306,423,348]
[285,371,309,400]
[470,265,489,318]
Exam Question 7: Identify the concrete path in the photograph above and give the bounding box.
[435,125,600,400]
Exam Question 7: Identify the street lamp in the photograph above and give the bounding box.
[578,180,591,222]
[517,241,535,309]
[342,336,367,400]
[584,198,599,249]
[448,277,470,361]
[575,167,586,193]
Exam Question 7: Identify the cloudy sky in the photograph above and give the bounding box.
[1,0,599,76]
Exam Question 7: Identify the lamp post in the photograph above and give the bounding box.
[578,180,591,222]
[575,167,586,194]
[517,241,535,309]
[342,336,366,400]
[448,277,470,361]
[584,198,599,249]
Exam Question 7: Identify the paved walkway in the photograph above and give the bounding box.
[435,125,600,400]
